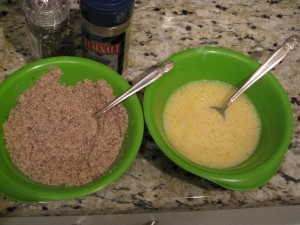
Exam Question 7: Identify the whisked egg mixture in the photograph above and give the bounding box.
[163,80,261,169]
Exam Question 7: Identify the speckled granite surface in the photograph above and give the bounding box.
[0,0,299,217]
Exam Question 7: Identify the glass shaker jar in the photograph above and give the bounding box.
[80,0,134,75]
[23,0,74,59]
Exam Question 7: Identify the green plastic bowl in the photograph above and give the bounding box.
[0,57,144,202]
[143,47,294,190]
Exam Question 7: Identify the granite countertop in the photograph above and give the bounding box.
[0,0,299,217]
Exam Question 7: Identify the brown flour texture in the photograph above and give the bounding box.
[3,67,128,186]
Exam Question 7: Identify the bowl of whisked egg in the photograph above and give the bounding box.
[143,47,294,190]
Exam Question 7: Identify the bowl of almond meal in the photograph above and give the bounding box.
[0,56,144,202]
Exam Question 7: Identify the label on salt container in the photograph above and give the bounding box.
[82,30,126,74]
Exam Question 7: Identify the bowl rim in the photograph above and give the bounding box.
[143,46,294,190]
[0,56,144,202]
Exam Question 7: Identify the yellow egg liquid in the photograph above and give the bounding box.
[163,80,261,169]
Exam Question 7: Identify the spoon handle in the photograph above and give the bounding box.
[94,60,174,118]
[223,35,300,110]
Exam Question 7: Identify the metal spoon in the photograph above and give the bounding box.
[94,60,174,118]
[212,35,300,117]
